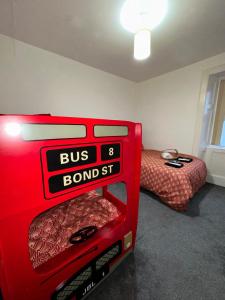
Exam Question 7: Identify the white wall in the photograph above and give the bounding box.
[136,52,225,186]
[0,34,135,120]
[1,33,225,186]
[136,52,225,153]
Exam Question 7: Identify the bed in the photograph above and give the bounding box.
[141,149,207,211]
[29,190,121,269]
[0,114,142,300]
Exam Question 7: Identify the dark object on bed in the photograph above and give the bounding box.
[165,161,184,168]
[141,150,207,211]
[69,226,98,244]
[177,156,193,163]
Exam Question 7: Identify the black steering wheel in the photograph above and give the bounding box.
[69,226,98,244]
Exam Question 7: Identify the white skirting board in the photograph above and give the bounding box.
[206,174,225,187]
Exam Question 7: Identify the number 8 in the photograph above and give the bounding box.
[109,147,114,156]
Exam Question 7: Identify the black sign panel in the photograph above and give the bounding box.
[46,146,97,171]
[101,143,120,161]
[49,162,120,193]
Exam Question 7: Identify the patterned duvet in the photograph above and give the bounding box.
[29,191,121,268]
[141,150,207,211]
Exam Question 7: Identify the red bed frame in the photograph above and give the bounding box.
[0,114,142,300]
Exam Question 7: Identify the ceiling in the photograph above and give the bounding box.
[1,0,225,82]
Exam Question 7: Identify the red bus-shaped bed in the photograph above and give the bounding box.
[0,115,142,300]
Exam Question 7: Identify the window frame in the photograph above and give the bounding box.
[210,77,225,147]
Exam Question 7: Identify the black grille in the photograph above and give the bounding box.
[96,244,120,270]
[53,241,122,300]
[55,267,92,300]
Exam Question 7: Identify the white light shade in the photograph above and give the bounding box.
[4,122,22,137]
[134,29,151,60]
[120,0,168,33]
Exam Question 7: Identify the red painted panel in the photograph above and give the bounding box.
[0,115,142,300]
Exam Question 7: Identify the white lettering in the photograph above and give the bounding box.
[60,150,89,165]
[109,147,114,156]
[60,153,69,165]
[73,173,83,183]
[82,282,95,296]
[81,150,88,161]
[63,175,72,186]
[108,165,113,174]
[70,152,80,162]
[92,169,99,178]
[83,170,92,180]
[60,163,116,190]
[102,166,108,175]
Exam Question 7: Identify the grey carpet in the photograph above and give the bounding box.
[87,183,225,300]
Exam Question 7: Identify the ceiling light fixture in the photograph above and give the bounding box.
[120,0,168,60]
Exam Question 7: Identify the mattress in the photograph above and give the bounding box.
[29,191,121,269]
[141,150,207,211]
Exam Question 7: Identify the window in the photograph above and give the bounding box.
[21,124,86,141]
[211,80,225,147]
[220,121,225,147]
[94,125,128,137]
